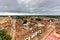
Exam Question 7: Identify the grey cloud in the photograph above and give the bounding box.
[0,0,60,14]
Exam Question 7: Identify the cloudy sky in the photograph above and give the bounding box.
[0,0,60,15]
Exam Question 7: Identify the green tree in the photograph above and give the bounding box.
[0,36,2,40]
[23,19,27,24]
[0,29,7,37]
[0,29,12,40]
[35,18,41,21]
[2,35,11,40]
